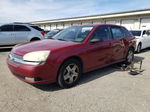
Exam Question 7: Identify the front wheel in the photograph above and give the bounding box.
[137,44,141,53]
[57,59,82,88]
[125,49,134,64]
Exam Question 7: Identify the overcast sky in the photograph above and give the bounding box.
[0,0,150,23]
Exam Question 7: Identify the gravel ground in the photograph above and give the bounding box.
[0,48,150,112]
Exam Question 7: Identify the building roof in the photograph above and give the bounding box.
[31,8,150,24]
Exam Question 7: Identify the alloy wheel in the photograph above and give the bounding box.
[127,50,134,63]
[63,64,79,84]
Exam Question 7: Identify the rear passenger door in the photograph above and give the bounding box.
[13,25,30,44]
[110,26,125,62]
[0,25,14,45]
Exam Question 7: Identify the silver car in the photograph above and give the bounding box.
[0,23,45,46]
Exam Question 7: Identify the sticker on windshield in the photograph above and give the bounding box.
[82,27,93,31]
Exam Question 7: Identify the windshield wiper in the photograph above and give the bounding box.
[49,37,55,39]
[57,38,66,41]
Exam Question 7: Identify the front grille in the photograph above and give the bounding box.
[9,52,40,65]
[10,53,23,60]
[9,53,23,64]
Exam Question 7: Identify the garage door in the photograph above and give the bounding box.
[51,24,57,30]
[121,20,134,30]
[93,21,102,24]
[45,25,50,31]
[106,20,116,24]
[140,18,150,29]
[40,25,45,30]
[57,24,64,29]
[64,23,72,28]
[72,22,81,25]
[82,21,92,25]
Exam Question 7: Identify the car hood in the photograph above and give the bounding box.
[12,39,80,56]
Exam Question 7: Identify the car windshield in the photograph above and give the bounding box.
[130,31,141,36]
[52,26,94,42]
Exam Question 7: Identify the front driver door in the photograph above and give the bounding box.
[85,25,112,70]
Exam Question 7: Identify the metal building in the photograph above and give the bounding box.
[31,9,150,31]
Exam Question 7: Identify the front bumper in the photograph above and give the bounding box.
[7,55,57,84]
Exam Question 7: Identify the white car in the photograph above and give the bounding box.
[130,29,150,53]
[0,23,45,46]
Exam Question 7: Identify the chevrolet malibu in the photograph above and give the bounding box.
[7,24,135,88]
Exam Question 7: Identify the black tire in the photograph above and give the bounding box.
[137,43,141,53]
[125,49,134,65]
[57,59,82,88]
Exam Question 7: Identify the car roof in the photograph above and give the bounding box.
[73,24,125,28]
[1,23,37,26]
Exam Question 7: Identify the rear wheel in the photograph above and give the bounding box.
[57,59,82,88]
[125,49,134,64]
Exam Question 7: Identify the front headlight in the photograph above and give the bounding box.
[23,51,50,62]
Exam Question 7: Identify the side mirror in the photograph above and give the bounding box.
[90,38,102,43]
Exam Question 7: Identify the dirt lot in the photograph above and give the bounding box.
[0,48,150,112]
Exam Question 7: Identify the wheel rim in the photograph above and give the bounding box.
[63,63,79,84]
[127,50,134,63]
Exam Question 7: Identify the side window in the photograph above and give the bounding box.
[31,26,44,31]
[0,25,13,32]
[14,25,31,31]
[111,26,124,39]
[121,27,133,38]
[91,26,110,41]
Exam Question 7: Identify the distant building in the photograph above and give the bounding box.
[30,9,150,31]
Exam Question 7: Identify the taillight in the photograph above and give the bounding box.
[41,32,45,36]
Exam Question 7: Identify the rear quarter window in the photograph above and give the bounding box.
[31,26,44,31]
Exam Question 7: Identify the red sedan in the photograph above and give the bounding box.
[7,24,135,88]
